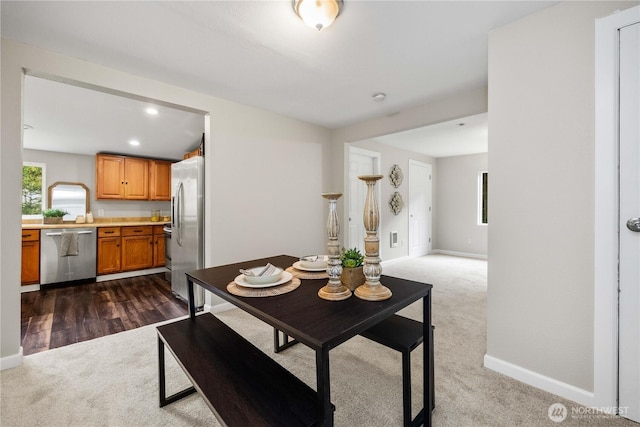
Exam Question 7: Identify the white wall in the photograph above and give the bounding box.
[349,139,436,261]
[485,1,638,403]
[436,153,487,257]
[23,149,170,218]
[331,88,489,251]
[1,39,332,367]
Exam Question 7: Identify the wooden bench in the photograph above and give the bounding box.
[274,314,434,427]
[360,314,435,427]
[158,313,325,426]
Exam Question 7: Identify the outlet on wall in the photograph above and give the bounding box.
[98,209,104,217]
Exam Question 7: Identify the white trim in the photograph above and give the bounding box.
[431,249,487,260]
[0,347,23,371]
[594,5,640,411]
[381,256,412,266]
[484,354,595,407]
[208,301,236,313]
[95,267,168,282]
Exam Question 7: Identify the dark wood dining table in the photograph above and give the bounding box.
[185,254,433,427]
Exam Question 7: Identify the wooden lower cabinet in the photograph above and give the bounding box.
[153,225,166,267]
[97,227,121,275]
[21,229,40,285]
[98,225,165,275]
[121,226,153,272]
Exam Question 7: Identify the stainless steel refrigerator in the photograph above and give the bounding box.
[171,156,205,309]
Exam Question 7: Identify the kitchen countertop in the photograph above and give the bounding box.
[22,219,170,229]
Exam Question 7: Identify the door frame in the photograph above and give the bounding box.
[594,4,640,411]
[408,159,432,257]
[343,144,381,251]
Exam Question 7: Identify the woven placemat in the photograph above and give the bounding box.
[286,266,328,280]
[227,277,301,297]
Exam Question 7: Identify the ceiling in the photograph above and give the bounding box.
[2,1,557,158]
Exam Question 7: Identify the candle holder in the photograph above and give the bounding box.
[354,175,392,301]
[318,192,351,301]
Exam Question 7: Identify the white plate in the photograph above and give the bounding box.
[234,271,293,288]
[293,261,327,272]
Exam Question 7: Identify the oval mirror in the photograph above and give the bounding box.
[48,182,90,221]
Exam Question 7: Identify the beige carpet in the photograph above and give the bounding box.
[1,255,635,426]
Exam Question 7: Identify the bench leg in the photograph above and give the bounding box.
[273,328,300,353]
[158,335,197,407]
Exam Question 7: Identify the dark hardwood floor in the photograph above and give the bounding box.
[21,273,188,356]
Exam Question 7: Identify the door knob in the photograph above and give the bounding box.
[627,218,640,232]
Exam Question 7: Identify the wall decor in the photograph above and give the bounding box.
[388,164,403,188]
[389,191,404,215]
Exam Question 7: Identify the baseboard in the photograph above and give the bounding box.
[0,347,23,371]
[431,250,487,260]
[96,267,168,282]
[381,256,411,266]
[483,354,595,407]
[209,302,236,314]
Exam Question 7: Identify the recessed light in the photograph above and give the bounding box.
[458,123,466,126]
[129,140,140,146]
[372,93,386,102]
[146,108,158,115]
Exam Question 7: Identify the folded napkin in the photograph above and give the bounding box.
[242,263,278,277]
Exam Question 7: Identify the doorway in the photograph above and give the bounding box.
[594,5,640,422]
[408,160,432,257]
[345,146,380,253]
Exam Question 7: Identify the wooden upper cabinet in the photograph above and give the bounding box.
[96,154,126,199]
[97,154,170,201]
[123,157,149,200]
[149,160,172,201]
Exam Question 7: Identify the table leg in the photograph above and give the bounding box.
[188,277,196,319]
[316,346,333,426]
[423,293,433,427]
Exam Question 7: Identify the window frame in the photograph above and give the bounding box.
[22,161,46,219]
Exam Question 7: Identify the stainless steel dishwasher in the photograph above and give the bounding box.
[40,227,97,285]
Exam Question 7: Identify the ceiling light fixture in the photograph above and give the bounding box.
[146,108,158,115]
[372,93,386,102]
[129,140,140,146]
[293,0,343,31]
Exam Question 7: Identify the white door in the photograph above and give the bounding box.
[347,147,380,253]
[619,21,640,424]
[408,160,432,257]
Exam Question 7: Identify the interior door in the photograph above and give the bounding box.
[619,21,640,424]
[347,147,379,253]
[408,160,432,257]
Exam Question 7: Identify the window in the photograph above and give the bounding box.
[22,162,46,217]
[478,171,488,225]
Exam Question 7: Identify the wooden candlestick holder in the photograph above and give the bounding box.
[354,175,392,301]
[318,192,351,301]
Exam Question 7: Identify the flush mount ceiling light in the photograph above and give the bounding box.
[372,93,386,102]
[129,139,140,146]
[294,0,343,31]
[146,107,158,115]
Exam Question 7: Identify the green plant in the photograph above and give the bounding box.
[340,247,364,268]
[42,208,68,218]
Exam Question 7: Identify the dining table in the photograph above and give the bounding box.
[185,254,433,427]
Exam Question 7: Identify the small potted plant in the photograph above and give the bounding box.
[42,208,68,224]
[340,247,365,291]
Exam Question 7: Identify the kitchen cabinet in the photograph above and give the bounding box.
[149,160,172,201]
[153,225,165,267]
[96,154,149,200]
[121,226,154,271]
[97,227,121,275]
[21,229,40,285]
[97,225,165,275]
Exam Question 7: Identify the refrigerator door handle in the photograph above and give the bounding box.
[175,182,184,247]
